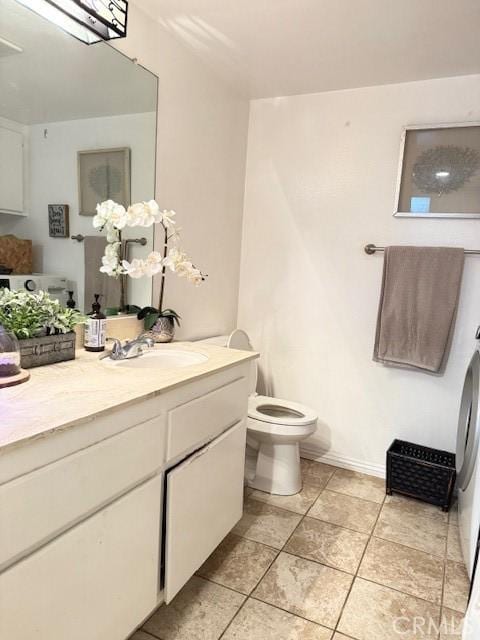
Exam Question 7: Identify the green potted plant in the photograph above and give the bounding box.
[93,199,206,342]
[0,289,84,368]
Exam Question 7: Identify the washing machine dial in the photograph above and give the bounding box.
[24,279,37,292]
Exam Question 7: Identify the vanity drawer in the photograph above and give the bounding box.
[166,376,248,460]
[0,416,165,570]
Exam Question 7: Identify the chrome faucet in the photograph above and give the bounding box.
[100,335,155,361]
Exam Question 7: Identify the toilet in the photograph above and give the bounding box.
[199,330,317,496]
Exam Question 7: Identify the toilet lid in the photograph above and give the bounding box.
[227,329,252,351]
[248,395,318,426]
[228,329,257,395]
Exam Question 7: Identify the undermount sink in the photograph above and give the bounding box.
[104,349,209,369]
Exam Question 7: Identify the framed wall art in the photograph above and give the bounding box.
[48,204,69,237]
[394,123,480,218]
[77,147,131,216]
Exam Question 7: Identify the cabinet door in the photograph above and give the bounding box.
[0,126,24,214]
[0,475,162,640]
[164,420,246,602]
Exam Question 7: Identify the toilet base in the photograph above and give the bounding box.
[248,442,302,495]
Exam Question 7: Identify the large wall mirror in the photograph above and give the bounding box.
[0,0,158,313]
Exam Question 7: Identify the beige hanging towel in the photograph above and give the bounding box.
[373,246,465,373]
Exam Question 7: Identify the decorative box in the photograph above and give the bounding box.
[19,332,76,369]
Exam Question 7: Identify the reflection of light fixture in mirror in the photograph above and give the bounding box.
[435,171,450,178]
[15,0,128,44]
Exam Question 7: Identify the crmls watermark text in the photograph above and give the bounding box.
[392,613,463,636]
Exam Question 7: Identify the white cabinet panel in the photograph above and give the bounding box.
[164,420,246,602]
[167,376,248,460]
[0,416,165,571]
[0,126,24,214]
[0,475,162,640]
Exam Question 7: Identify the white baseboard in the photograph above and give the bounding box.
[300,444,386,479]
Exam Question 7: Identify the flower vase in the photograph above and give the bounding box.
[146,316,175,343]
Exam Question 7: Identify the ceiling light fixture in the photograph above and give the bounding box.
[15,0,128,45]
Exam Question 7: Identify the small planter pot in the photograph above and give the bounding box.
[145,317,175,343]
[19,332,76,369]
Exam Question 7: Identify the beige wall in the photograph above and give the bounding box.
[239,74,480,475]
[114,4,249,339]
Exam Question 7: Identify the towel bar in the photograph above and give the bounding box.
[365,243,480,255]
[71,235,147,245]
[125,238,148,247]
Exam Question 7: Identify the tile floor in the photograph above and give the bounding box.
[131,460,470,640]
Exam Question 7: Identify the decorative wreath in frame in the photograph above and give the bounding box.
[412,144,480,195]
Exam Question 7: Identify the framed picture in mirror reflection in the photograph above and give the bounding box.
[78,147,131,216]
[394,123,480,218]
[48,204,69,237]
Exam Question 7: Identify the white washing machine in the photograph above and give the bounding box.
[463,553,480,639]
[456,335,480,639]
[457,340,480,579]
[0,273,69,305]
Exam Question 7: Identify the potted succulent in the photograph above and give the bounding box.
[94,199,206,342]
[0,289,84,368]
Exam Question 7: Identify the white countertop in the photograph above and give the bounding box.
[0,342,258,455]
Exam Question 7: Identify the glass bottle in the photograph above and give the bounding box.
[0,325,21,377]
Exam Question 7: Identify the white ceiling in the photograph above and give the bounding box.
[135,0,480,98]
[0,0,157,124]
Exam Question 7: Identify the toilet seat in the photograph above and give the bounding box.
[196,331,318,495]
[248,395,317,427]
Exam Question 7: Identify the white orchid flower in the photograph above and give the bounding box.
[100,254,120,276]
[105,224,120,243]
[163,246,186,272]
[108,205,128,229]
[143,251,164,277]
[93,199,128,230]
[93,199,205,294]
[127,200,162,228]
[92,201,111,229]
[121,258,146,279]
[105,242,121,259]
[175,260,194,278]
[162,245,205,284]
[94,200,114,229]
[186,267,203,286]
[93,216,104,230]
[160,209,176,228]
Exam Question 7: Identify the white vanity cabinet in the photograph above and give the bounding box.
[0,359,251,640]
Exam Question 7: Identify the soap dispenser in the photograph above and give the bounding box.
[84,294,106,352]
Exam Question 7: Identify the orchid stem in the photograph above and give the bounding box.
[158,225,168,313]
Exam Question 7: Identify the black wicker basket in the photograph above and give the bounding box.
[386,439,456,512]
